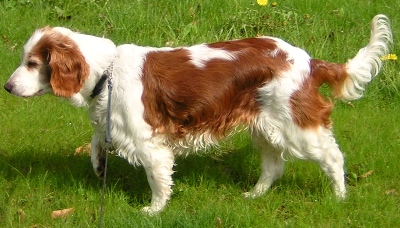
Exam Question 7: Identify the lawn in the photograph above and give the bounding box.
[0,0,399,227]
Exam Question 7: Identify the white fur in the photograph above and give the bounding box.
[5,28,116,104]
[343,15,392,100]
[7,31,49,98]
[246,41,347,199]
[186,44,236,68]
[5,65,51,97]
[4,15,392,215]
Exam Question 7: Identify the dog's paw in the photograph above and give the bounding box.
[243,192,255,199]
[141,206,158,216]
[94,156,106,178]
[242,191,262,199]
[335,189,347,201]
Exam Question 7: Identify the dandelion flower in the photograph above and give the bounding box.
[272,2,277,7]
[257,0,268,6]
[380,54,398,61]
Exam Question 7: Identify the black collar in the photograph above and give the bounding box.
[90,73,108,98]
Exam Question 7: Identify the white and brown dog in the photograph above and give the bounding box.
[4,15,392,214]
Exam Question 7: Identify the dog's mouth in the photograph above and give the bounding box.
[35,89,44,95]
[20,89,44,98]
[4,81,47,98]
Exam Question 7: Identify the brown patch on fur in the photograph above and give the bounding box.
[141,38,290,139]
[290,59,348,129]
[29,28,90,98]
[310,59,348,98]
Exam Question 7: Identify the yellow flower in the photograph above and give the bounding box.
[380,54,398,61]
[257,0,268,6]
[272,2,277,7]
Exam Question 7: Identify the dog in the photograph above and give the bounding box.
[4,15,392,214]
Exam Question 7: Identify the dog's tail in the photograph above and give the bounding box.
[310,14,392,101]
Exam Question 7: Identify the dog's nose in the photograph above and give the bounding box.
[4,82,13,93]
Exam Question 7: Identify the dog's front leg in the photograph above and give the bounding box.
[90,134,106,178]
[137,141,175,215]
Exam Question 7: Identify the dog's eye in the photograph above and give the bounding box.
[27,61,39,68]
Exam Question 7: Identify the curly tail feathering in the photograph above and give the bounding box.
[340,14,393,100]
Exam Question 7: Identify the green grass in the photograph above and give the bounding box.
[1,0,400,227]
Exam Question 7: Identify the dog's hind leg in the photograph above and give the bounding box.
[307,129,346,199]
[137,140,175,215]
[244,131,285,198]
[288,127,346,199]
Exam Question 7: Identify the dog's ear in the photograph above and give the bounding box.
[41,31,90,98]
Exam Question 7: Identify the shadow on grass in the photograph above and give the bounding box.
[0,140,332,211]
[0,140,261,204]
[173,145,260,189]
[0,146,150,205]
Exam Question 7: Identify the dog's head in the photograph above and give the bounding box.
[4,27,116,104]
